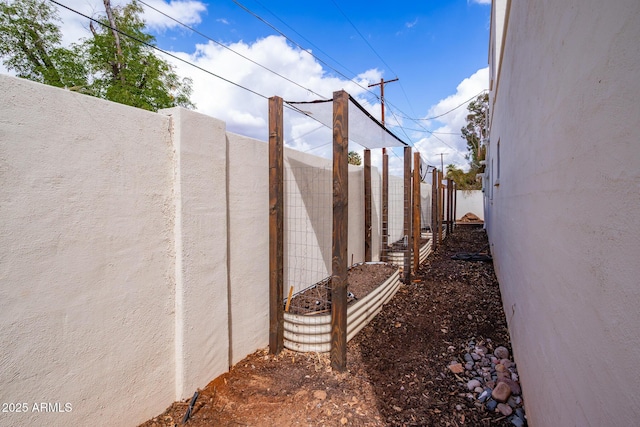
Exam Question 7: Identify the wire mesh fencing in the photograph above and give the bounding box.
[284,162,333,316]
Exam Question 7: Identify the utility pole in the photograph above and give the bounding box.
[368,77,399,126]
[439,153,446,173]
[368,77,399,154]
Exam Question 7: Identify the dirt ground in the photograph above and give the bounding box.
[140,228,517,427]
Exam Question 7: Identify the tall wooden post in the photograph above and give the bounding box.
[268,96,284,355]
[453,182,458,233]
[446,179,453,235]
[431,168,438,252]
[381,153,389,262]
[331,90,349,371]
[364,149,372,262]
[438,171,443,245]
[412,152,421,272]
[403,146,412,282]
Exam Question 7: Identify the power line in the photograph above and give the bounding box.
[328,0,398,77]
[229,0,477,150]
[137,0,329,100]
[409,90,488,121]
[231,0,388,105]
[54,0,477,165]
[251,0,362,81]
[49,0,270,101]
[232,1,363,89]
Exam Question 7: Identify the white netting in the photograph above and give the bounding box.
[285,95,407,149]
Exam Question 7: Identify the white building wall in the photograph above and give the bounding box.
[486,1,640,426]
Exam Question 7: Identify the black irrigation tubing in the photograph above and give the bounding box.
[181,390,199,424]
[451,244,492,262]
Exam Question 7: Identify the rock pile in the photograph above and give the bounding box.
[448,338,527,426]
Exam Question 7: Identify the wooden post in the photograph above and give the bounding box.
[453,181,457,233]
[446,179,453,235]
[268,96,284,355]
[403,146,412,282]
[438,171,443,245]
[381,153,389,262]
[331,90,349,371]
[431,168,438,252]
[412,152,421,272]
[364,149,372,262]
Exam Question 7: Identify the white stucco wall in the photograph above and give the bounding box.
[387,174,405,244]
[486,1,640,426]
[455,190,484,220]
[227,132,270,365]
[161,108,230,400]
[0,75,176,426]
[0,73,425,426]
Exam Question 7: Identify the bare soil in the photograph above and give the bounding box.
[140,228,514,427]
[288,263,398,315]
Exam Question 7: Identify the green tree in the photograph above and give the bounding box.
[446,163,480,190]
[348,151,362,166]
[0,0,87,88]
[446,92,488,190]
[460,92,488,170]
[85,0,193,111]
[0,0,193,111]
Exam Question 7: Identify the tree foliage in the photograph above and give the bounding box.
[460,92,488,170]
[446,93,489,190]
[0,0,87,88]
[446,164,480,191]
[0,0,193,111]
[86,0,193,110]
[348,151,362,166]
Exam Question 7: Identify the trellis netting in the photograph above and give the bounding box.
[285,95,407,150]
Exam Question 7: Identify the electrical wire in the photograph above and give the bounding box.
[411,90,488,121]
[251,0,362,81]
[328,0,397,77]
[48,0,269,101]
[231,0,384,103]
[54,0,480,167]
[230,0,482,158]
[137,0,330,100]
[47,0,337,148]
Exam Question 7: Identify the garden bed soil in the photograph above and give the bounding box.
[287,263,398,315]
[140,228,516,427]
[387,237,429,252]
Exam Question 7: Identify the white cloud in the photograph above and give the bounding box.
[169,37,487,177]
[411,67,489,172]
[55,0,207,45]
[24,0,489,177]
[469,0,492,5]
[140,0,206,31]
[169,35,384,152]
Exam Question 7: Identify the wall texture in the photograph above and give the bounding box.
[455,190,484,220]
[1,75,176,426]
[0,74,421,426]
[485,1,640,425]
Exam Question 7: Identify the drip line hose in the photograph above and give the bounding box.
[451,244,492,262]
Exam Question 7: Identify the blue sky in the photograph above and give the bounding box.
[7,0,492,172]
[154,0,490,110]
